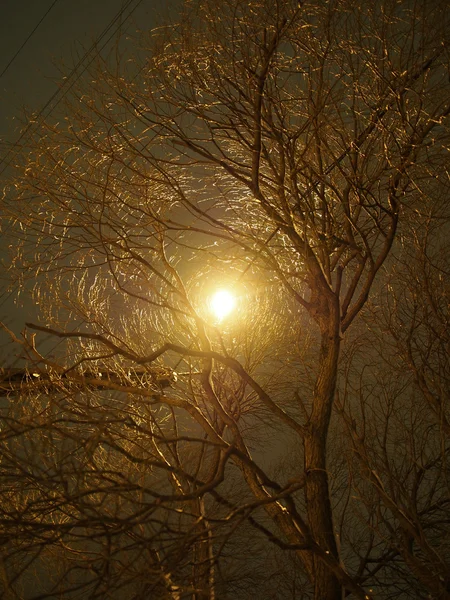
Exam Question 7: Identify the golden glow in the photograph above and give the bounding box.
[210,289,236,321]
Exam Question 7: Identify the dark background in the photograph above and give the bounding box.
[0,0,174,142]
[0,0,173,361]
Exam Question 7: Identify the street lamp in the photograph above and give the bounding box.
[209,289,236,321]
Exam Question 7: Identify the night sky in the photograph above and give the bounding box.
[0,0,174,359]
[0,0,174,141]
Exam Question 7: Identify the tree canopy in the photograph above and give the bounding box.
[1,0,449,598]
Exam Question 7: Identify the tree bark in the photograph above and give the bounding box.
[192,498,215,600]
[304,293,342,600]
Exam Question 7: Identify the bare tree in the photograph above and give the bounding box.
[1,0,449,598]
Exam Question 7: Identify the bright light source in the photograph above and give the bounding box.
[210,289,236,321]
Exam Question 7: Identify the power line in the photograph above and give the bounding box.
[0,0,61,81]
[0,0,145,317]
[0,0,143,176]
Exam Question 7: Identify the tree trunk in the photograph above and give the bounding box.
[192,498,215,600]
[304,295,342,600]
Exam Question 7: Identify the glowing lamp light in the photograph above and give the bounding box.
[210,289,236,321]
